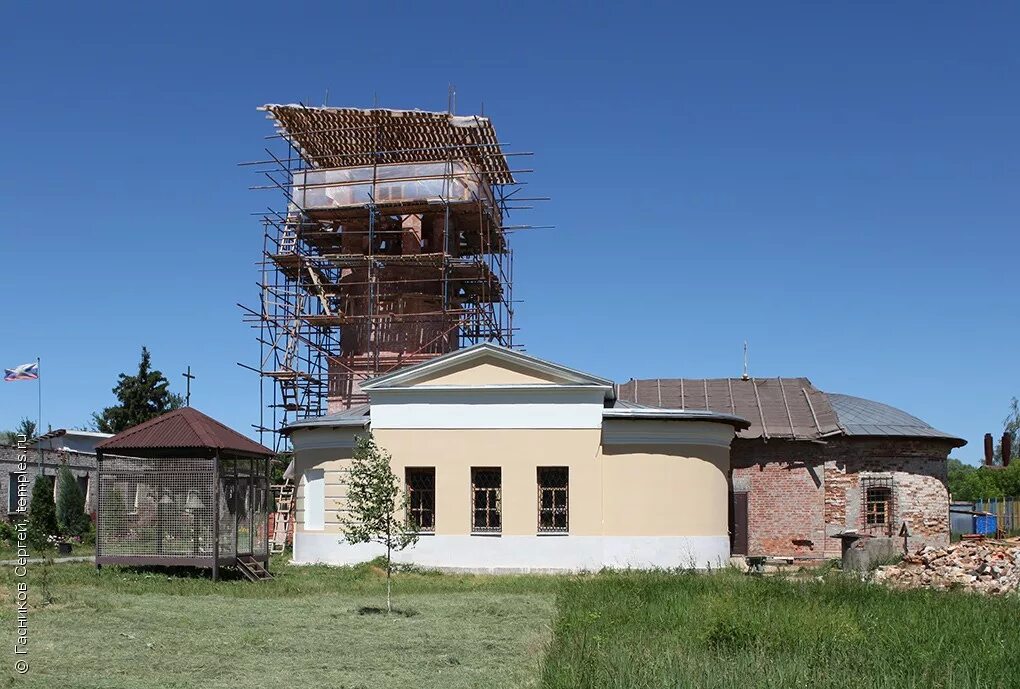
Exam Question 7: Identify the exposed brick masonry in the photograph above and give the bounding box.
[731,437,953,559]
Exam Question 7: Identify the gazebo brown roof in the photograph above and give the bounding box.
[95,407,273,459]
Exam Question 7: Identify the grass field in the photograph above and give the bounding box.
[2,559,1019,688]
[540,570,1020,689]
[0,558,557,689]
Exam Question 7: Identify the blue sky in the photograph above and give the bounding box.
[0,2,1016,462]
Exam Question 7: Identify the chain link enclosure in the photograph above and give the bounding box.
[96,451,271,577]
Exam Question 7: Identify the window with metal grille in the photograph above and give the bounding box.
[405,467,435,533]
[537,467,568,533]
[471,468,501,533]
[863,478,894,534]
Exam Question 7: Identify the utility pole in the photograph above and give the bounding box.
[182,366,196,407]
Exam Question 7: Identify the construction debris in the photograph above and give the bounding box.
[874,538,1020,595]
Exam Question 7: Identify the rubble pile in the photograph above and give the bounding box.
[874,539,1020,595]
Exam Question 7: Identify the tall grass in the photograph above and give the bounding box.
[540,570,1020,689]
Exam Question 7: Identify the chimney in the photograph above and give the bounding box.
[1003,432,1013,468]
[984,433,994,466]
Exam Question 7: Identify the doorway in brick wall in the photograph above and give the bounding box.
[730,491,749,555]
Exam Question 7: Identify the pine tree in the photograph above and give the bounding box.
[92,347,184,433]
[27,475,58,547]
[339,434,418,613]
[56,465,90,538]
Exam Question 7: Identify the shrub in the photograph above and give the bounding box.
[27,475,58,548]
[56,465,90,538]
[0,521,15,546]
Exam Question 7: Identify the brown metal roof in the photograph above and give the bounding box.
[617,377,842,440]
[260,105,516,185]
[96,407,273,458]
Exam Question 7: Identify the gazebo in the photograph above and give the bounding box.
[95,407,274,581]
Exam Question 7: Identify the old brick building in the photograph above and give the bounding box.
[618,378,965,559]
[0,445,98,519]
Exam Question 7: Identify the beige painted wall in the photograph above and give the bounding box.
[600,444,729,536]
[292,427,731,539]
[405,360,565,387]
[292,435,357,534]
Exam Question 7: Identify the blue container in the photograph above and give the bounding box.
[975,513,998,535]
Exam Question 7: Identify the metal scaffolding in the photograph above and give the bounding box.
[240,104,539,451]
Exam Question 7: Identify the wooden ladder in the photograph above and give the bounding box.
[236,556,273,581]
[270,482,295,554]
[278,227,298,254]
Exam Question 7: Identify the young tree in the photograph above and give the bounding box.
[56,465,90,538]
[27,475,58,548]
[339,434,418,613]
[92,347,184,433]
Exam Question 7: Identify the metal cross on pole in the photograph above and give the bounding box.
[182,366,196,407]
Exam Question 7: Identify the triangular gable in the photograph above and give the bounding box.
[361,343,615,394]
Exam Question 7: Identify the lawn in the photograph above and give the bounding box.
[2,560,1019,688]
[0,558,558,689]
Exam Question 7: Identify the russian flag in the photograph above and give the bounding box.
[4,362,38,382]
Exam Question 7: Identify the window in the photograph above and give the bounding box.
[76,474,89,508]
[405,468,435,533]
[8,473,20,514]
[864,479,894,534]
[537,467,569,533]
[471,468,501,533]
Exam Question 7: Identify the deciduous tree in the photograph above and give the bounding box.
[339,434,418,613]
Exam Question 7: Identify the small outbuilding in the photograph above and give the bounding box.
[95,407,274,580]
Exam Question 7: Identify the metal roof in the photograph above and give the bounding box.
[603,406,750,429]
[96,407,274,458]
[618,377,840,440]
[259,105,516,185]
[620,377,966,446]
[281,405,371,434]
[827,393,965,445]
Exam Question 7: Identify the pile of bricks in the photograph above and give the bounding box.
[874,539,1020,595]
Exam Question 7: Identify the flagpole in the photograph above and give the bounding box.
[37,357,43,472]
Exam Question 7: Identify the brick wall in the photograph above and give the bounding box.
[0,445,98,519]
[732,440,827,557]
[731,436,953,559]
[823,439,951,556]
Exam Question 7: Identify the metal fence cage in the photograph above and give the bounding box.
[96,451,270,574]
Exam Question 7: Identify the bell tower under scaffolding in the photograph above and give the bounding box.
[241,104,537,450]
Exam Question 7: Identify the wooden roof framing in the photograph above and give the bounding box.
[260,105,516,185]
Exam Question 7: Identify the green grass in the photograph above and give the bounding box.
[3,560,1019,688]
[540,570,1020,689]
[0,558,557,689]
[0,542,92,560]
